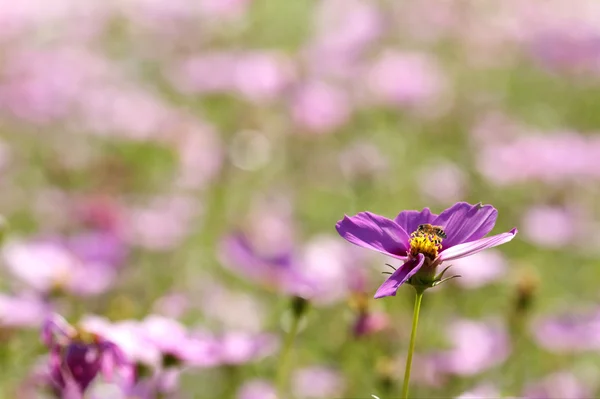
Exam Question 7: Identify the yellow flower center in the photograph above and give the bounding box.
[73,327,101,345]
[409,224,445,260]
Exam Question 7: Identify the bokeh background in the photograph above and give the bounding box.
[1,0,600,398]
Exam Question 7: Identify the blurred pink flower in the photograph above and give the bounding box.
[214,331,279,365]
[0,47,113,124]
[172,119,223,189]
[78,85,176,141]
[171,51,294,102]
[304,0,382,79]
[290,81,351,134]
[42,313,132,398]
[435,319,510,376]
[392,0,459,44]
[139,315,218,367]
[523,371,592,399]
[66,231,128,269]
[298,235,369,305]
[311,0,382,56]
[220,203,371,303]
[218,231,310,297]
[152,293,190,319]
[2,237,118,296]
[117,0,248,41]
[170,52,237,94]
[516,2,600,75]
[532,309,600,353]
[198,0,253,18]
[0,0,109,42]
[73,195,126,234]
[364,51,450,116]
[233,52,295,103]
[237,379,277,399]
[73,315,197,398]
[410,353,446,388]
[118,0,197,31]
[450,249,507,289]
[477,133,600,186]
[292,366,345,399]
[352,311,389,338]
[470,111,527,145]
[85,314,278,371]
[0,294,50,328]
[521,206,577,249]
[456,383,501,399]
[416,161,467,204]
[529,31,600,74]
[218,195,307,294]
[125,195,200,251]
[338,140,388,182]
[199,283,267,332]
[81,316,162,368]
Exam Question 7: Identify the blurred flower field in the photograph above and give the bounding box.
[1,0,600,398]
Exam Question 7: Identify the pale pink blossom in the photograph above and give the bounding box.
[363,50,451,117]
[291,81,351,134]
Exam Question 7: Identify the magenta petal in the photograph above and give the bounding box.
[394,208,438,235]
[336,212,409,259]
[218,233,293,280]
[433,202,498,248]
[374,254,425,299]
[439,228,517,262]
[42,313,75,346]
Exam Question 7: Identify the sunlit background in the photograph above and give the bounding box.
[1,0,600,398]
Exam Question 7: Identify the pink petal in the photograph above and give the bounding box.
[336,212,409,259]
[439,229,517,262]
[433,202,498,248]
[374,254,425,299]
[394,208,437,235]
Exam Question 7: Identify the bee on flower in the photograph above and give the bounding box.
[336,202,517,298]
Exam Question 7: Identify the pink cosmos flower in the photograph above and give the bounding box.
[450,250,507,289]
[41,314,131,398]
[0,294,50,328]
[532,309,600,352]
[416,161,467,205]
[237,379,277,399]
[290,81,351,134]
[523,371,592,399]
[435,319,510,376]
[364,50,450,116]
[2,236,119,296]
[336,202,517,298]
[521,206,577,249]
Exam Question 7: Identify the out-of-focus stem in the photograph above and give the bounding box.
[276,313,301,398]
[276,296,308,398]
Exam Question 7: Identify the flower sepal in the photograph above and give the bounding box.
[407,264,461,292]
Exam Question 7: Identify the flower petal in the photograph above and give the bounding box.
[218,233,293,280]
[336,212,409,259]
[433,202,498,248]
[439,228,517,262]
[42,313,76,346]
[374,254,425,299]
[394,208,437,235]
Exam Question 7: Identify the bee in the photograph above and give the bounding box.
[417,224,447,240]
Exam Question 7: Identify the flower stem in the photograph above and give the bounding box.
[402,289,424,399]
[276,313,301,398]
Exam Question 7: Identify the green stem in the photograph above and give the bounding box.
[276,314,301,398]
[402,289,424,399]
